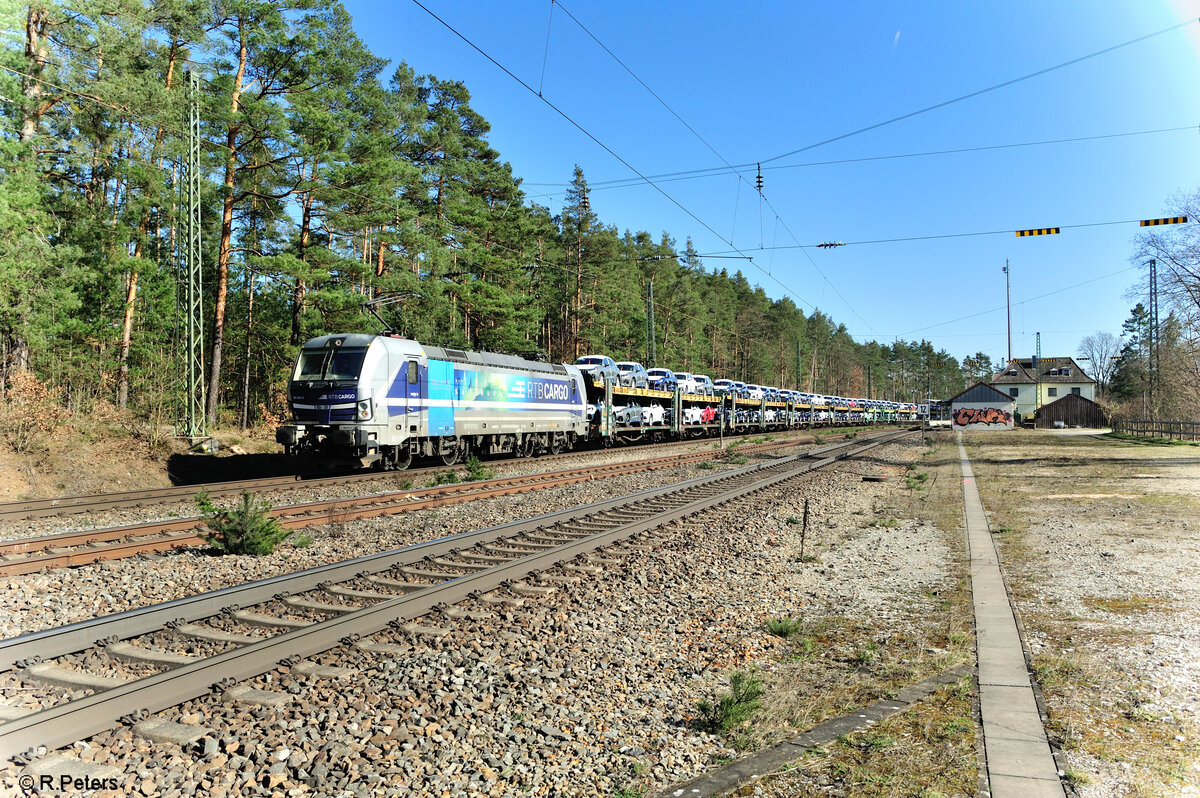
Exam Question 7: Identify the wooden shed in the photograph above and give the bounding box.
[1035,393,1108,429]
[949,382,1016,430]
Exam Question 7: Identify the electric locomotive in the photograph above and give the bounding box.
[276,334,587,469]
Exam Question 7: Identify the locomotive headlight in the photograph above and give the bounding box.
[357,399,372,420]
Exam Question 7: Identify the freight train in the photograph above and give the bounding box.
[275,333,918,469]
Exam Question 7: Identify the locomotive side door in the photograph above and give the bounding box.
[405,358,421,433]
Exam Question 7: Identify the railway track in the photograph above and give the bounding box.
[0,429,855,523]
[0,434,850,576]
[0,429,915,762]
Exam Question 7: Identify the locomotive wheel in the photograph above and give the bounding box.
[440,445,462,467]
[549,435,563,455]
[391,447,412,470]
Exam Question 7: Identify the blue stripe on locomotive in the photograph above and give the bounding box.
[382,359,582,425]
[427,360,455,435]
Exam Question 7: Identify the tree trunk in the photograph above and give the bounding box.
[240,266,255,430]
[208,21,248,425]
[116,269,138,409]
[292,167,314,346]
[117,40,179,410]
[9,7,48,379]
[20,6,48,144]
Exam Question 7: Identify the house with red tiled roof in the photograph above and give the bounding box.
[989,357,1096,420]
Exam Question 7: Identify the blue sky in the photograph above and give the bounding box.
[344,0,1200,369]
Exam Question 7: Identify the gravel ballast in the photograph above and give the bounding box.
[0,437,964,797]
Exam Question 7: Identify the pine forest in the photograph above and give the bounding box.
[1,1,974,437]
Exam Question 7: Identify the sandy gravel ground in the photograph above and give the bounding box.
[965,429,1200,798]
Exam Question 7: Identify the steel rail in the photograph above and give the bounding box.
[0,428,840,521]
[0,436,832,575]
[0,433,892,670]
[0,429,914,761]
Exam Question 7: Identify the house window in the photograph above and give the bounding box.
[1072,387,1081,395]
[1009,387,1018,397]
[1062,368,1071,376]
[1048,387,1057,397]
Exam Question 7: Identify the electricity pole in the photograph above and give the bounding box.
[1035,331,1041,421]
[182,71,207,440]
[1003,260,1012,363]
[1149,258,1158,417]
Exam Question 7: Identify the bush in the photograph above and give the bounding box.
[0,370,66,454]
[463,455,495,481]
[426,470,461,487]
[905,471,930,491]
[693,670,764,734]
[195,489,291,555]
[764,617,804,637]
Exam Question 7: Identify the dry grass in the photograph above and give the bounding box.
[963,429,1200,795]
[1082,595,1174,615]
[729,432,977,795]
[1026,618,1199,796]
[745,677,977,798]
[756,608,970,738]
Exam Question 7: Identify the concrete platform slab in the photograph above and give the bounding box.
[985,736,1061,780]
[959,436,1064,798]
[989,773,1067,797]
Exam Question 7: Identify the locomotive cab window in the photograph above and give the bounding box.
[407,361,419,384]
[296,347,367,381]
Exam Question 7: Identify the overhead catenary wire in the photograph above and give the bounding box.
[547,0,870,328]
[887,263,1142,338]
[537,0,555,97]
[522,124,1198,192]
[408,0,823,316]
[760,17,1199,166]
[756,192,879,335]
[7,48,1165,345]
[697,217,1174,256]
[552,0,752,190]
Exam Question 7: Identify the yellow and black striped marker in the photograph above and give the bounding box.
[1015,227,1060,237]
[1140,216,1188,227]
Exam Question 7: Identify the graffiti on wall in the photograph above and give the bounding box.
[953,407,1012,427]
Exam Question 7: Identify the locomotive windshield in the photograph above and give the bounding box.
[295,347,367,382]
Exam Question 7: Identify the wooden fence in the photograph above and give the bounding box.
[1112,420,1200,440]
